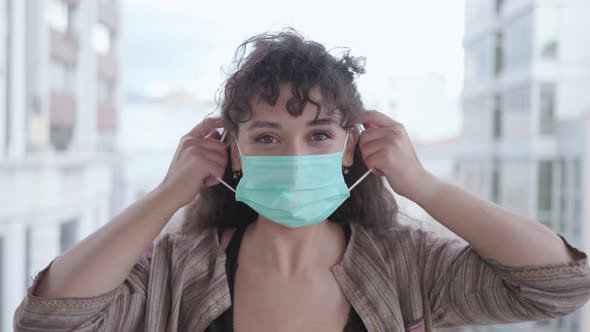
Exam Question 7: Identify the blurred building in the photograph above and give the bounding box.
[457,0,590,331]
[115,92,215,234]
[387,74,461,143]
[0,1,120,331]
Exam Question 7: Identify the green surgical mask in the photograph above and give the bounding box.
[217,131,372,228]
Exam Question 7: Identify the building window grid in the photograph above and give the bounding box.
[60,219,79,254]
[537,160,553,229]
[494,32,503,76]
[25,226,32,289]
[491,159,501,204]
[572,159,582,237]
[493,95,502,139]
[558,159,567,235]
[539,83,556,136]
[0,235,4,329]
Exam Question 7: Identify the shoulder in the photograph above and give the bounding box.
[147,228,232,267]
[352,221,424,249]
[152,227,240,259]
[351,220,456,264]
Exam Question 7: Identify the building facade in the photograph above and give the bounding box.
[458,0,590,331]
[0,1,120,331]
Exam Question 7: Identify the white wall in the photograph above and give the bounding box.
[0,0,6,157]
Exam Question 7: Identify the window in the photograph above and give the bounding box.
[0,235,3,329]
[537,161,553,228]
[504,12,533,70]
[494,33,503,76]
[98,78,114,104]
[505,86,530,113]
[464,36,491,82]
[5,0,13,152]
[60,219,78,254]
[493,95,502,139]
[539,83,556,135]
[92,23,111,55]
[50,125,74,151]
[492,159,501,203]
[49,60,76,95]
[536,6,559,59]
[573,159,581,219]
[46,0,70,33]
[495,0,504,14]
[25,227,32,288]
[559,159,567,233]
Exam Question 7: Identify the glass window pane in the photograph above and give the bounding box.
[505,11,533,70]
[536,6,559,59]
[494,33,503,75]
[573,159,581,191]
[465,36,491,82]
[60,219,78,254]
[0,235,3,329]
[492,159,501,203]
[493,95,502,138]
[93,23,111,55]
[46,0,68,32]
[25,227,32,288]
[539,83,556,135]
[538,160,553,212]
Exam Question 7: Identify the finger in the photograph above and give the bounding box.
[205,129,222,140]
[360,138,389,158]
[198,157,226,179]
[359,127,393,149]
[181,136,225,153]
[363,153,386,176]
[354,110,400,128]
[187,116,224,138]
[186,146,226,171]
[202,150,228,170]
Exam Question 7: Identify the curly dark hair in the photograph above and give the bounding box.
[181,28,399,236]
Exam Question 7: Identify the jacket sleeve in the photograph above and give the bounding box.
[13,243,154,332]
[415,227,590,327]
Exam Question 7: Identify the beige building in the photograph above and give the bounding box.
[0,1,120,331]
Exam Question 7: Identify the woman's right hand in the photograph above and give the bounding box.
[158,116,227,208]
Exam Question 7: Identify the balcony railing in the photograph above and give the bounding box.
[97,103,117,132]
[49,28,79,66]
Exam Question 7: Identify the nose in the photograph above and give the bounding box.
[284,140,307,156]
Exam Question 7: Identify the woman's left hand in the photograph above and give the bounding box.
[355,110,430,200]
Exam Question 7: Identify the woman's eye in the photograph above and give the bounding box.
[255,135,278,144]
[311,132,331,141]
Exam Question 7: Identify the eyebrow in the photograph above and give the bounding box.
[247,118,339,130]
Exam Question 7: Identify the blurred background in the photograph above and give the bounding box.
[0,0,588,331]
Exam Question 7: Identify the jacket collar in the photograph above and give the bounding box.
[190,223,403,332]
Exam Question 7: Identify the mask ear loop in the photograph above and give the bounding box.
[346,125,374,192]
[213,130,237,193]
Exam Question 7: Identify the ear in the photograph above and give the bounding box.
[230,132,242,170]
[342,127,358,167]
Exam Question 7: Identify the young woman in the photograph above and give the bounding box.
[14,29,590,332]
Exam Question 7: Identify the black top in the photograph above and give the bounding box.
[205,223,368,331]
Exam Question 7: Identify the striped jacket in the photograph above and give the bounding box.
[13,222,590,331]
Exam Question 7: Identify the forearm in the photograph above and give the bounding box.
[36,186,180,298]
[409,171,575,267]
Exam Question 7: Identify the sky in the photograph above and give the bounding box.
[121,0,466,99]
[120,0,466,141]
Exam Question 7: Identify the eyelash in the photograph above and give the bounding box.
[255,131,333,144]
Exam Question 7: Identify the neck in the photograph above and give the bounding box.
[243,216,346,276]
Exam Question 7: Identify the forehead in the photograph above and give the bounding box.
[249,83,339,122]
